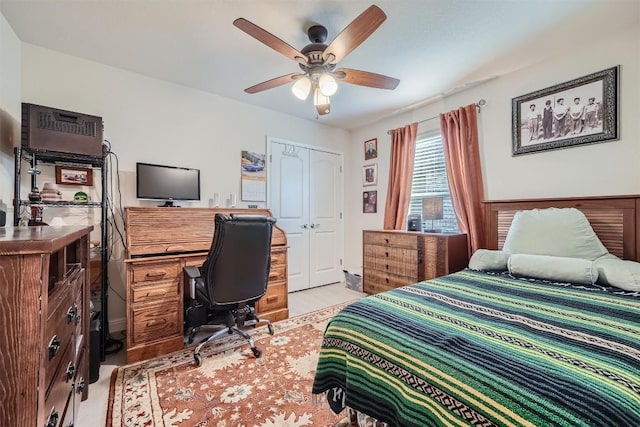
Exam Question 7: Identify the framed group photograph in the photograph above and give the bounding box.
[511,66,618,156]
[362,163,377,186]
[364,138,378,160]
[55,166,93,186]
[363,190,377,213]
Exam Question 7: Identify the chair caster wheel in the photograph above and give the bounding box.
[194,354,202,367]
[268,324,274,335]
[251,347,261,358]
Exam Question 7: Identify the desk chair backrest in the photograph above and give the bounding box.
[201,213,276,306]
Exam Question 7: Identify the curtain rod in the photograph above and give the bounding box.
[386,99,486,135]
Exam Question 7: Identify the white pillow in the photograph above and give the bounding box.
[508,253,598,285]
[469,249,509,271]
[593,256,640,291]
[503,208,608,261]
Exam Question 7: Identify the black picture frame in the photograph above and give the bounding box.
[511,66,618,156]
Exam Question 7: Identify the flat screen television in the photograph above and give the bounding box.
[136,162,200,206]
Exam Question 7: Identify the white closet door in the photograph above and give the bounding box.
[268,142,310,292]
[309,149,342,287]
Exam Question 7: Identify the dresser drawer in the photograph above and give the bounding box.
[364,245,418,264]
[130,280,180,304]
[257,281,287,313]
[363,269,415,294]
[131,301,182,346]
[131,260,181,284]
[44,340,73,408]
[363,251,418,277]
[45,294,76,392]
[364,232,417,249]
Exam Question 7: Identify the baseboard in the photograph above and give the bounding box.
[109,317,126,333]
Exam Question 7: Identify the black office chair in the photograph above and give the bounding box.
[184,213,276,366]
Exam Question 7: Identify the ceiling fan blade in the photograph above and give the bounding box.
[335,68,400,90]
[322,5,387,64]
[244,73,301,94]
[234,18,307,63]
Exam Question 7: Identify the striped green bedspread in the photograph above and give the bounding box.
[312,269,640,426]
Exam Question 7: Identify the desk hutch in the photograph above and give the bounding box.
[124,207,289,363]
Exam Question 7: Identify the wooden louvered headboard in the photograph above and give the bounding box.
[484,195,640,262]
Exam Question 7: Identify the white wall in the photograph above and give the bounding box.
[21,44,350,330]
[0,11,21,222]
[344,22,640,274]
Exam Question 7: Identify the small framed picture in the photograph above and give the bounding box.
[363,191,377,213]
[55,166,93,186]
[362,164,377,187]
[364,138,378,160]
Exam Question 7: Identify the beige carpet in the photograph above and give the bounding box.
[106,302,359,426]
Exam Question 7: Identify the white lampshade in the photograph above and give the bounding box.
[291,76,311,100]
[318,74,338,96]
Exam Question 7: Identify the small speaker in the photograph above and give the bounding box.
[407,214,422,232]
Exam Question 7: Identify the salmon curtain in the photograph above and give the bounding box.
[440,104,485,255]
[383,123,418,230]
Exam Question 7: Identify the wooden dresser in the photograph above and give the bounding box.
[124,207,288,363]
[362,230,468,294]
[0,226,92,427]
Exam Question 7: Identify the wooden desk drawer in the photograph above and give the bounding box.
[270,248,286,266]
[364,245,418,264]
[131,260,181,283]
[131,301,181,346]
[45,294,75,392]
[257,281,287,313]
[364,232,417,249]
[131,280,180,304]
[268,265,286,282]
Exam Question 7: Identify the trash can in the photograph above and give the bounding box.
[343,270,362,292]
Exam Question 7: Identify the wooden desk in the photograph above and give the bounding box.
[123,207,289,363]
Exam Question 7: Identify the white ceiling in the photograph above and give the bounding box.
[1,0,638,130]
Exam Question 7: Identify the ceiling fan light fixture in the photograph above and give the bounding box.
[314,88,330,106]
[318,73,338,96]
[291,76,311,100]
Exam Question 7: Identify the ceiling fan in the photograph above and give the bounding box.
[233,5,400,116]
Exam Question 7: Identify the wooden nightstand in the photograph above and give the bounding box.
[362,230,468,294]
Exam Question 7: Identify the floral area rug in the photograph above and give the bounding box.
[106,302,359,427]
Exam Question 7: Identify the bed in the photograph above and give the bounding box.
[312,195,640,426]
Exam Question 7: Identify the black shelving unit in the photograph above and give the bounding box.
[13,146,110,361]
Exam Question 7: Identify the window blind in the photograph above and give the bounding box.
[409,130,459,232]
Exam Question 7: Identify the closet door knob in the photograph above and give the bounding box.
[301,224,309,229]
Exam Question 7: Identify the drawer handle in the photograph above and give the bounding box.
[165,245,185,252]
[75,307,81,325]
[384,238,389,244]
[385,264,389,270]
[46,409,59,427]
[76,377,86,394]
[266,295,278,303]
[48,336,61,360]
[385,278,389,284]
[145,271,167,279]
[66,306,77,324]
[146,318,167,328]
[145,289,168,298]
[385,251,389,257]
[65,361,75,381]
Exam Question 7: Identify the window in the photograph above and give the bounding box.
[408,130,459,233]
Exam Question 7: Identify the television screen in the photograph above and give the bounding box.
[136,162,200,205]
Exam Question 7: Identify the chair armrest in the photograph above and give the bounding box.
[184,266,202,279]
